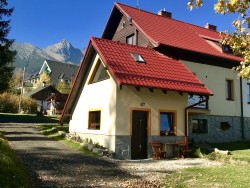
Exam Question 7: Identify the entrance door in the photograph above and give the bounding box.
[131,110,148,159]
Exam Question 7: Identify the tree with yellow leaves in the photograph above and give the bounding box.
[33,71,51,88]
[188,0,250,79]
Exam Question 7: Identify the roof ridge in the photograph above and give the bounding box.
[115,2,220,35]
[93,37,155,51]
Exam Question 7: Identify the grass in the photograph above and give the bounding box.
[163,141,250,188]
[0,113,60,123]
[0,132,33,188]
[36,124,98,157]
[163,165,250,188]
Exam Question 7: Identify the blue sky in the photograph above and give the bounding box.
[8,0,237,50]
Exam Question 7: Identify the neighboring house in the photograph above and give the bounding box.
[25,85,67,115]
[60,2,248,159]
[24,59,79,89]
[25,85,60,113]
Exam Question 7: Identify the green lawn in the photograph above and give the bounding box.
[0,113,60,123]
[163,141,250,188]
[0,132,33,187]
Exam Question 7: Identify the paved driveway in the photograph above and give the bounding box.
[0,123,135,187]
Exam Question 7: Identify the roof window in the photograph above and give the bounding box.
[222,44,232,54]
[130,52,146,63]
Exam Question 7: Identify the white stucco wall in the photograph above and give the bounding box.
[182,60,243,117]
[116,86,188,136]
[69,54,117,150]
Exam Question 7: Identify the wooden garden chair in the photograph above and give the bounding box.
[150,141,166,159]
[176,136,192,158]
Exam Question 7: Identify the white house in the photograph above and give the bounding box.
[60,37,212,159]
[60,2,250,159]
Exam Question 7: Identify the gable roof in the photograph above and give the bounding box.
[41,60,79,85]
[103,2,241,63]
[25,85,60,101]
[60,37,212,123]
[92,37,212,95]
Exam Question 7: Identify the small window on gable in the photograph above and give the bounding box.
[126,34,135,45]
[89,59,110,84]
[130,52,146,63]
[222,44,232,53]
[121,21,125,28]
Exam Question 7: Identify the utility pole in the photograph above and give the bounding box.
[18,66,25,113]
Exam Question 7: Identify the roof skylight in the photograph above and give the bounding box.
[130,52,146,63]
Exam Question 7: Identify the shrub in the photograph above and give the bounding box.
[0,92,37,114]
[21,96,37,114]
[190,147,203,158]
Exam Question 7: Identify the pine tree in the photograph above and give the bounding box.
[0,0,16,93]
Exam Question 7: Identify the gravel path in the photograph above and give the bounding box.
[0,123,221,187]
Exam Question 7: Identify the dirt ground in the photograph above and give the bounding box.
[0,123,220,187]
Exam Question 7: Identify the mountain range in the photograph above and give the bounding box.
[11,39,83,76]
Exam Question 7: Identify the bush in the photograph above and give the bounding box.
[0,92,37,114]
[190,147,203,158]
[21,96,37,114]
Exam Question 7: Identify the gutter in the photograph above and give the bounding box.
[184,96,209,136]
[240,77,245,140]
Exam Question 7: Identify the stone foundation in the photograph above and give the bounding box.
[188,115,250,143]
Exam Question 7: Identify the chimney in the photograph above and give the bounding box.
[157,9,172,18]
[205,23,217,31]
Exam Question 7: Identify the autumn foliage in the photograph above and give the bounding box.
[0,92,37,113]
[188,0,250,79]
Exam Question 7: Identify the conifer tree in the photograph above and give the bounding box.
[0,0,16,93]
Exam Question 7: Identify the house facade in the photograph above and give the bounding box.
[60,2,250,159]
[24,60,79,89]
[61,37,212,159]
[101,3,250,143]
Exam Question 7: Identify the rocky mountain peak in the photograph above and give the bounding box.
[12,40,83,76]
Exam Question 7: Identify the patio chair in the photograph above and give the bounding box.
[176,136,192,158]
[150,141,166,159]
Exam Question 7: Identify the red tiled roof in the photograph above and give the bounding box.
[115,2,242,62]
[91,37,212,95]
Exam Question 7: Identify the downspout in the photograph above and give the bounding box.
[184,96,209,136]
[240,77,245,140]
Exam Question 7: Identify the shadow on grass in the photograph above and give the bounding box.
[0,113,59,123]
[210,141,250,151]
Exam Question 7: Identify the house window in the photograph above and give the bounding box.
[89,60,110,84]
[222,44,232,53]
[188,95,207,109]
[121,21,125,28]
[192,119,208,133]
[226,79,234,100]
[130,52,146,63]
[247,83,250,104]
[159,111,176,136]
[65,79,70,84]
[88,111,101,130]
[126,34,135,45]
